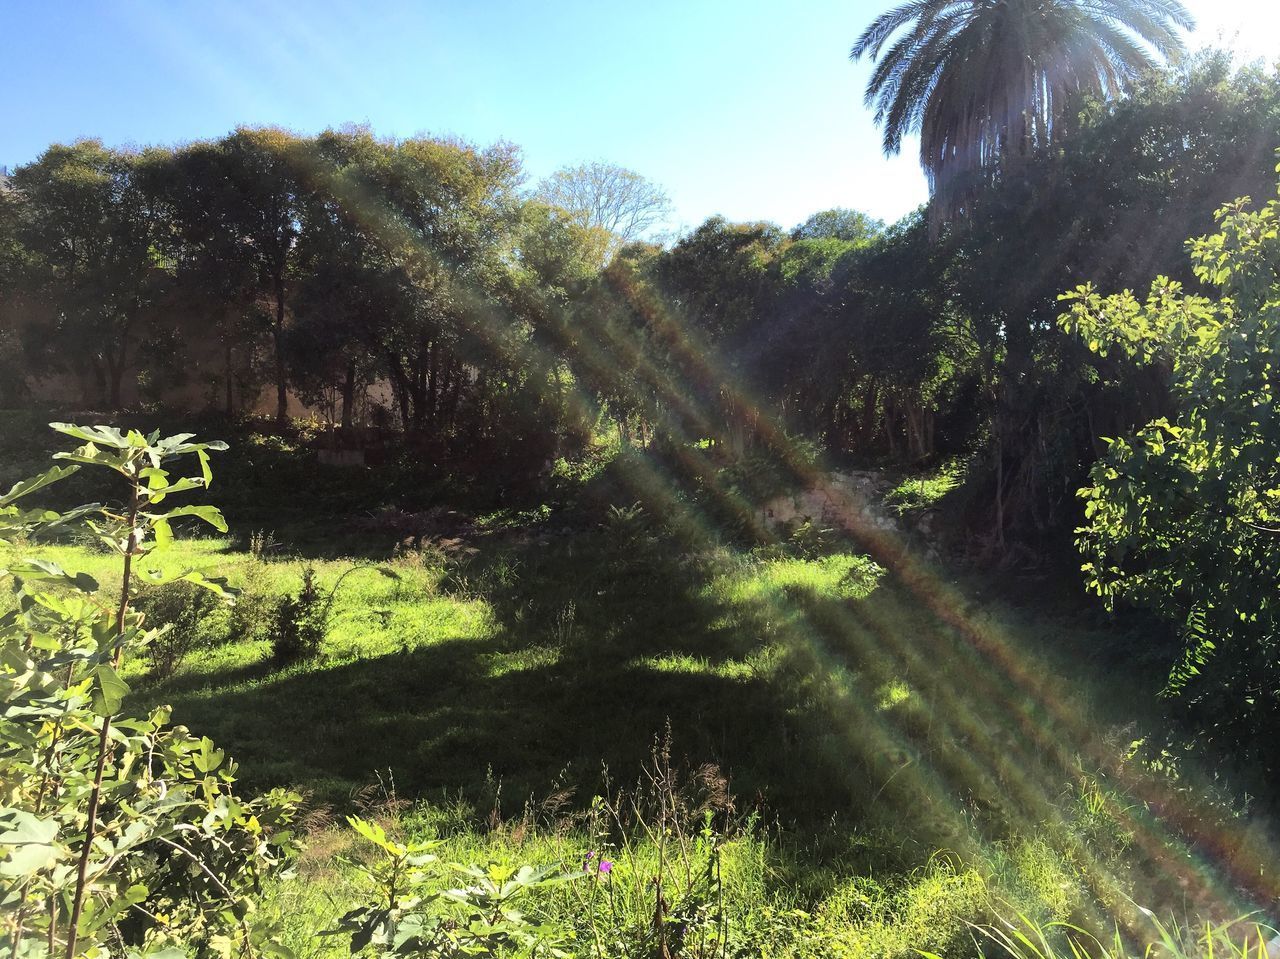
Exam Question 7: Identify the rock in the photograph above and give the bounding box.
[763,472,900,536]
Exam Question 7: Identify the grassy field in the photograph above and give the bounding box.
[1,415,1257,956]
[0,523,1174,953]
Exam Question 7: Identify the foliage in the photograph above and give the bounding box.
[5,416,1263,955]
[134,578,233,679]
[536,161,671,261]
[166,128,311,422]
[884,460,965,515]
[967,908,1279,959]
[334,816,583,957]
[4,58,1277,558]
[790,208,884,244]
[272,567,328,663]
[271,564,399,662]
[1060,161,1280,780]
[931,52,1280,550]
[0,424,301,957]
[9,142,176,408]
[850,0,1193,223]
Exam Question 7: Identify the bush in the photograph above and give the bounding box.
[272,566,328,661]
[1060,172,1280,782]
[227,554,279,645]
[134,578,231,678]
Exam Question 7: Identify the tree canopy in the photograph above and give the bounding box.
[537,161,672,262]
[851,0,1195,223]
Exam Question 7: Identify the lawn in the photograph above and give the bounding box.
[0,421,1241,956]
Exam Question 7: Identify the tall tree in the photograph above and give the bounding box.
[850,0,1194,222]
[168,128,309,422]
[289,127,405,430]
[790,208,884,244]
[537,161,671,262]
[0,174,31,404]
[653,217,786,453]
[376,136,525,434]
[11,141,173,408]
[943,52,1280,548]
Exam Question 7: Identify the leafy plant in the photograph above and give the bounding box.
[134,577,232,679]
[334,815,584,957]
[962,907,1279,959]
[272,566,328,662]
[226,556,279,647]
[562,736,738,959]
[787,518,838,558]
[1059,160,1280,778]
[272,563,401,662]
[884,459,964,515]
[0,423,301,958]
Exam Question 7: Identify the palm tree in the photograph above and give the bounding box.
[851,0,1194,221]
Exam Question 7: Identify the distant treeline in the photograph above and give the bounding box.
[1,51,1278,550]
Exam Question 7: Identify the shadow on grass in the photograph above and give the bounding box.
[163,635,792,804]
[144,532,894,830]
[138,523,1141,886]
[134,656,283,699]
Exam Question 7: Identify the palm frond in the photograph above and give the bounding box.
[853,0,1194,227]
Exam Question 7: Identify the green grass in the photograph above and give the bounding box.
[1,413,1258,956]
[0,517,1177,954]
[256,816,1031,959]
[884,458,967,514]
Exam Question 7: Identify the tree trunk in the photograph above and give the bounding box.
[104,348,125,411]
[861,381,879,448]
[994,430,1006,552]
[340,360,356,431]
[443,360,463,428]
[225,343,235,415]
[425,338,440,429]
[408,364,429,433]
[387,354,412,431]
[273,277,288,424]
[884,397,899,460]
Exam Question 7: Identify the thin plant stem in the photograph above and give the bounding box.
[65,470,140,959]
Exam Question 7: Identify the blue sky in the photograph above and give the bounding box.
[4,0,1277,235]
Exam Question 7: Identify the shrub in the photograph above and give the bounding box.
[270,563,400,661]
[134,577,231,678]
[272,566,328,662]
[1060,171,1280,780]
[227,555,280,645]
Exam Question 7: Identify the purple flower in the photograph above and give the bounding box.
[598,859,613,874]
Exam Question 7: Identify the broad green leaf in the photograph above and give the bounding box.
[146,504,229,533]
[0,465,79,506]
[193,738,226,773]
[90,662,129,716]
[50,422,132,449]
[3,558,99,593]
[140,568,238,600]
[0,809,61,876]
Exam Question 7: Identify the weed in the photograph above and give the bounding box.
[970,909,1280,959]
[885,459,966,514]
